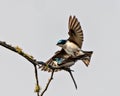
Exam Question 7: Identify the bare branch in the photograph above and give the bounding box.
[40,70,55,96]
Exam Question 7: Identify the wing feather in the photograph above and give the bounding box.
[40,49,69,72]
[69,16,72,29]
[68,16,84,48]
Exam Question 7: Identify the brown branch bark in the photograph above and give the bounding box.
[40,70,54,96]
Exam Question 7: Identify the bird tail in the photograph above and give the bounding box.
[82,51,93,67]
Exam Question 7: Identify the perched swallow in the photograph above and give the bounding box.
[38,50,88,89]
[38,54,84,89]
[56,16,93,66]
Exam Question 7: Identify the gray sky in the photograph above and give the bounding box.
[0,0,120,96]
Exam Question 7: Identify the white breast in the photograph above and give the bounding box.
[63,41,81,57]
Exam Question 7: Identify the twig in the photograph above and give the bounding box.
[40,70,55,96]
[34,64,40,96]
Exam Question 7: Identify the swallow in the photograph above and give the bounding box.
[38,49,88,89]
[56,16,93,66]
[38,52,84,89]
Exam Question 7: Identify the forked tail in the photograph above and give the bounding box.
[82,51,93,67]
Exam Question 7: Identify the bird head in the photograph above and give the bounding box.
[56,39,67,47]
[53,58,64,64]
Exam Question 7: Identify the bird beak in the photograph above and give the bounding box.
[56,43,63,47]
[56,43,59,45]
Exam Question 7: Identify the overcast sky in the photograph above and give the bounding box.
[0,0,120,96]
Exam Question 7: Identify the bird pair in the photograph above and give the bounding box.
[38,16,93,89]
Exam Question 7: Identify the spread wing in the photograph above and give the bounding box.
[68,16,84,48]
[41,49,69,72]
